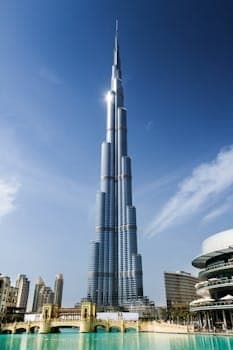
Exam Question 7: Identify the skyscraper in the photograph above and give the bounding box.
[32,277,45,312]
[54,273,63,307]
[16,274,30,312]
[0,275,18,322]
[0,275,11,317]
[87,23,143,307]
[37,286,54,312]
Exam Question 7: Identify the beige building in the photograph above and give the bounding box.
[16,274,30,312]
[0,275,17,321]
[164,271,198,315]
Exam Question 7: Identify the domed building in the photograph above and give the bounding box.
[190,229,233,331]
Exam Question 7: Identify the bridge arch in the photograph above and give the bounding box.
[95,324,107,332]
[50,325,80,333]
[1,329,12,334]
[15,327,27,334]
[29,326,40,333]
[124,327,137,333]
[109,326,121,333]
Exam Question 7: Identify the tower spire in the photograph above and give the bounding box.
[113,19,121,76]
[115,19,118,49]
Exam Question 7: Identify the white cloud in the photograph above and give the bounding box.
[145,146,233,236]
[0,179,20,217]
[0,125,94,221]
[136,174,178,198]
[202,201,232,223]
[39,67,61,85]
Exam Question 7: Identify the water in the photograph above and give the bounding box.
[0,332,233,350]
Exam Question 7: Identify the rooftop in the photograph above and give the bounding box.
[192,229,233,268]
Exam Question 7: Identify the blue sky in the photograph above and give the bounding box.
[1,0,233,307]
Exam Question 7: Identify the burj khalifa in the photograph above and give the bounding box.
[87,23,143,307]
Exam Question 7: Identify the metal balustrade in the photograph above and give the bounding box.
[190,299,233,311]
[199,261,233,277]
[196,277,233,289]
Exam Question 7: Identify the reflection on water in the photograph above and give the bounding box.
[76,333,140,350]
[0,332,233,350]
[167,334,233,350]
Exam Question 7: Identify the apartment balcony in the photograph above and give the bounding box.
[199,261,233,279]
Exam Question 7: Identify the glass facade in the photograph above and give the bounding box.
[87,26,143,306]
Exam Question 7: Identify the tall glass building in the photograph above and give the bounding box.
[54,273,63,308]
[15,274,30,312]
[87,24,143,307]
[32,277,45,312]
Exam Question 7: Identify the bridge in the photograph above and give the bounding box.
[1,319,140,334]
[0,302,139,334]
[0,302,192,334]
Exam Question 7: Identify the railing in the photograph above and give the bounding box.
[199,261,233,277]
[196,278,233,289]
[190,299,233,311]
[58,314,81,321]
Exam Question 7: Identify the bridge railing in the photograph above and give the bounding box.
[58,314,81,321]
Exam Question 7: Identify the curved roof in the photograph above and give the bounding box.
[202,229,233,254]
[192,229,233,268]
[192,246,233,268]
